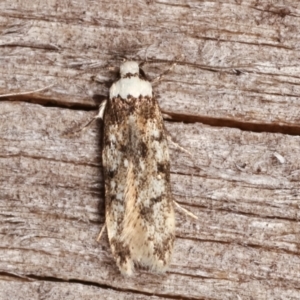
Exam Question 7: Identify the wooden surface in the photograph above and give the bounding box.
[1,0,300,299]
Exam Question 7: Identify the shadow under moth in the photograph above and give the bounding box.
[99,61,175,276]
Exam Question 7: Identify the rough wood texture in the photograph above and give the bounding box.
[1,0,300,299]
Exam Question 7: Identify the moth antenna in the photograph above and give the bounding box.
[0,83,54,99]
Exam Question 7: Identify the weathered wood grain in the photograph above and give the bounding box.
[1,1,300,128]
[1,101,300,299]
[1,0,300,299]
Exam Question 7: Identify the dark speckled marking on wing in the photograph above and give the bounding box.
[102,95,175,275]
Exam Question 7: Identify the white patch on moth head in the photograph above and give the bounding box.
[110,61,152,99]
[120,61,139,77]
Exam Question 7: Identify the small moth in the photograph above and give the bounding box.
[100,61,175,276]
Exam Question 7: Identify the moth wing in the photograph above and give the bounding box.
[103,97,175,275]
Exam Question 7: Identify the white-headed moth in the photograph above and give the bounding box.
[101,61,175,276]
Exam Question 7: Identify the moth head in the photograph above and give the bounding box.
[120,61,139,78]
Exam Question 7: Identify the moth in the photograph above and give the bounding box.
[99,61,175,276]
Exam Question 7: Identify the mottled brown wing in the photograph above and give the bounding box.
[102,96,175,275]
